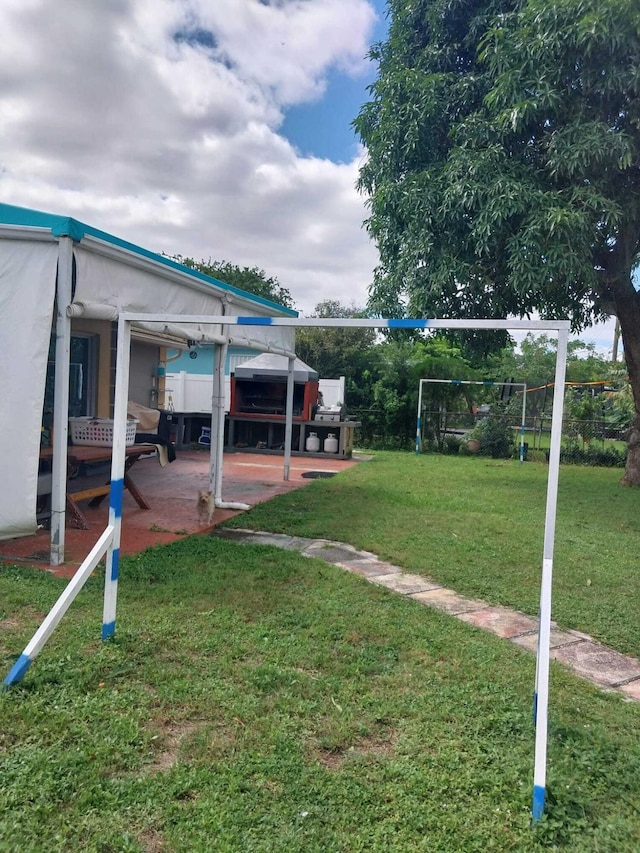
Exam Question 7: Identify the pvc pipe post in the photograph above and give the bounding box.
[4,526,115,685]
[531,328,568,822]
[102,316,131,640]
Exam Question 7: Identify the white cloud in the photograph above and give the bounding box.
[0,0,378,313]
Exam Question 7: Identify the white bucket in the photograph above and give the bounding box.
[324,433,338,453]
[305,432,320,452]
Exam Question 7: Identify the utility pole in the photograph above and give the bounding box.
[612,317,621,363]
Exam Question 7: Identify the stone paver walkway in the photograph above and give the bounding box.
[214,528,640,703]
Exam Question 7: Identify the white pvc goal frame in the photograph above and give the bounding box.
[4,314,570,825]
[416,378,528,462]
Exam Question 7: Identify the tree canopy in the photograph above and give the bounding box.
[172,256,295,310]
[294,300,377,380]
[355,0,640,481]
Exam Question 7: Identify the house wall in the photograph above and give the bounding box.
[129,340,160,409]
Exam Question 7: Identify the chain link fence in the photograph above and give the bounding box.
[349,405,628,467]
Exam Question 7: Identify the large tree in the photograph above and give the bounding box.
[355,0,640,482]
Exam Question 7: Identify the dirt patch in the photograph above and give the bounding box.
[314,729,398,771]
[139,828,166,853]
[146,719,202,774]
[144,717,238,774]
[0,607,46,632]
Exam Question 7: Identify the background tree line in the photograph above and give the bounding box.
[176,255,628,453]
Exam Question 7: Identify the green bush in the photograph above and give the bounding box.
[468,410,514,459]
[560,445,626,467]
[442,434,461,454]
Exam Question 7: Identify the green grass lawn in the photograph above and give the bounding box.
[1,455,640,850]
[223,452,640,660]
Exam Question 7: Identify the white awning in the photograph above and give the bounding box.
[0,240,59,539]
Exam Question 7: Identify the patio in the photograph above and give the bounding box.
[0,450,359,578]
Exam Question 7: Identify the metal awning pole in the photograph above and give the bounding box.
[213,339,228,504]
[283,356,295,480]
[50,237,73,566]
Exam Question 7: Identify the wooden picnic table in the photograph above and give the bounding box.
[39,443,157,529]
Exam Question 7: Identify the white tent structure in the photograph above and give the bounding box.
[0,203,296,564]
[3,309,570,824]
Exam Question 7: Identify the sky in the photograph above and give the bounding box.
[0,0,617,354]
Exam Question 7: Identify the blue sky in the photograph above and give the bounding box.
[0,0,620,354]
[281,0,389,162]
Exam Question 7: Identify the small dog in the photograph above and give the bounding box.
[197,489,214,527]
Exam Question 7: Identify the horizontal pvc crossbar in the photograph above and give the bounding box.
[120,314,571,332]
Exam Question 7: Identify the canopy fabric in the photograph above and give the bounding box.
[0,240,59,540]
[73,243,295,354]
[0,205,296,543]
[73,246,226,343]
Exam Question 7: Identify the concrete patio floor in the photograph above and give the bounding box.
[0,449,359,578]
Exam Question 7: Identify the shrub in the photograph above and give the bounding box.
[560,446,626,467]
[442,434,461,454]
[468,409,514,459]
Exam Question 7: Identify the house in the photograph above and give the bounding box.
[0,202,296,561]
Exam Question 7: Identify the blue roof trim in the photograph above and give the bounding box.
[0,202,298,317]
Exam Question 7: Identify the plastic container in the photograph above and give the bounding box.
[324,433,338,454]
[305,432,320,452]
[69,417,138,447]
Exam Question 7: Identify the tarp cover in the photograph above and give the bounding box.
[73,245,296,354]
[74,247,226,342]
[0,240,58,539]
[234,352,317,381]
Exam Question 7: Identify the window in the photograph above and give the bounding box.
[43,333,99,436]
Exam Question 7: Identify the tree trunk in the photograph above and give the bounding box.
[613,274,640,486]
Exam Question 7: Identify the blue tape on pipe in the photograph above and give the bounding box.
[110,478,124,518]
[102,621,116,641]
[110,548,121,582]
[387,318,429,328]
[3,653,32,685]
[236,316,272,325]
[532,785,546,822]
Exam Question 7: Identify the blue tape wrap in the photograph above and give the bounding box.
[3,653,32,685]
[110,478,124,518]
[387,318,429,328]
[110,548,121,582]
[532,785,546,822]
[236,316,272,325]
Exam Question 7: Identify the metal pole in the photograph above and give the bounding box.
[50,237,74,565]
[532,328,568,822]
[102,315,131,640]
[210,342,224,502]
[214,340,228,504]
[416,379,424,454]
[283,356,295,480]
[520,384,527,464]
